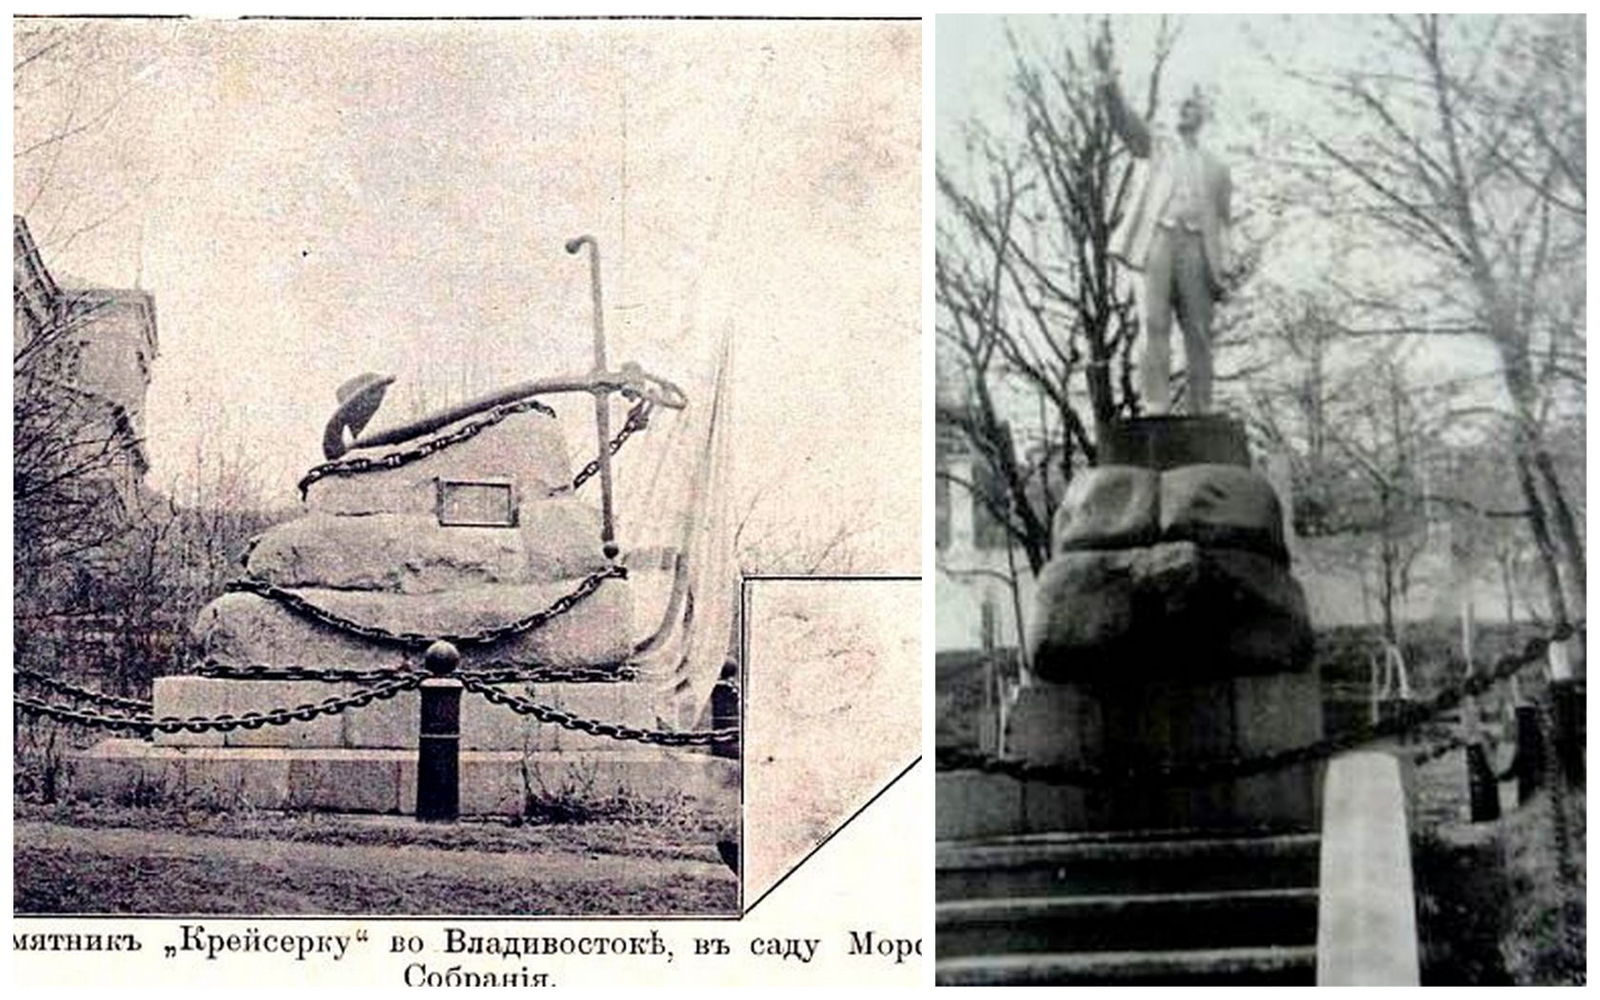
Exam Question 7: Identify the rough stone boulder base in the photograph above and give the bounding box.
[245,503,610,592]
[1027,541,1312,681]
[1054,466,1160,553]
[193,578,633,670]
[1159,463,1287,562]
[305,411,574,516]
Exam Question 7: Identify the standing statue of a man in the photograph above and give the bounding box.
[1092,36,1233,415]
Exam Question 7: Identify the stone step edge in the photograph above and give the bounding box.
[937,886,1317,923]
[939,823,1316,847]
[935,945,1317,985]
[938,831,1321,870]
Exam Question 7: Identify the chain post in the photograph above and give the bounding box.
[1549,678,1584,785]
[416,640,463,822]
[1515,702,1544,805]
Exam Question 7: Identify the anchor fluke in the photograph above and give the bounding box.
[321,371,396,460]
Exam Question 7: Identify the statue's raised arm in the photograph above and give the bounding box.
[1091,34,1151,159]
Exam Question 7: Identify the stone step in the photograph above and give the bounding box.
[936,944,1317,986]
[937,830,1319,901]
[937,886,1317,958]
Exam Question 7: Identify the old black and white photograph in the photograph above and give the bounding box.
[14,14,920,944]
[934,13,1585,986]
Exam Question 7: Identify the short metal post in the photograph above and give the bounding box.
[1549,678,1584,785]
[1466,742,1499,822]
[417,640,462,822]
[1515,703,1543,805]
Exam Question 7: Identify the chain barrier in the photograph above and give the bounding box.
[935,622,1581,788]
[296,396,557,497]
[225,564,626,649]
[15,674,422,737]
[567,397,654,493]
[13,667,153,714]
[193,661,637,685]
[460,674,739,747]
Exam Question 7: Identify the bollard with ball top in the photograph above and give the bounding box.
[417,639,463,822]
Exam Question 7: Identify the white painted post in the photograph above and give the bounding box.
[1317,752,1421,985]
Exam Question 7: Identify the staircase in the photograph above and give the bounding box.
[936,828,1321,985]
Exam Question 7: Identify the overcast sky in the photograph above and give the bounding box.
[15,18,921,571]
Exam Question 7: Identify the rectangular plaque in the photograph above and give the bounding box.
[436,478,518,527]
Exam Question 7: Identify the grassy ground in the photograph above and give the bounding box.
[14,801,737,916]
[1413,785,1586,985]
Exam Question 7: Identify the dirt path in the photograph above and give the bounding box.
[15,821,737,916]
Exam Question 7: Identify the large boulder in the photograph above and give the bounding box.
[245,502,611,593]
[1158,463,1287,562]
[192,577,634,670]
[1054,463,1286,563]
[305,410,575,516]
[1026,540,1312,681]
[1054,466,1160,553]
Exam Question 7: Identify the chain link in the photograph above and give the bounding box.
[13,667,153,713]
[459,663,637,685]
[225,564,626,649]
[194,660,637,685]
[297,396,557,497]
[568,397,654,492]
[460,674,739,747]
[14,674,423,736]
[194,663,418,684]
[936,622,1581,788]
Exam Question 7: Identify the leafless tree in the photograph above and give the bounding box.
[936,18,1174,575]
[1288,14,1586,672]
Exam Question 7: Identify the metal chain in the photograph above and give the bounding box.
[224,564,627,649]
[15,696,155,733]
[194,663,418,684]
[14,674,422,736]
[936,622,1582,788]
[568,397,654,492]
[297,396,557,497]
[460,674,739,747]
[194,660,637,685]
[460,663,637,685]
[13,667,153,713]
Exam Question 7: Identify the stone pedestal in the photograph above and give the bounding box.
[1006,416,1322,832]
[76,405,708,818]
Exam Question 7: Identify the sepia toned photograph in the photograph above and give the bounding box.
[934,14,1584,985]
[14,16,920,923]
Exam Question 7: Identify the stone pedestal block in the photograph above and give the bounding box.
[1001,672,1322,831]
[935,770,1025,841]
[70,741,736,818]
[1102,415,1250,469]
[152,676,660,751]
[1027,541,1313,681]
